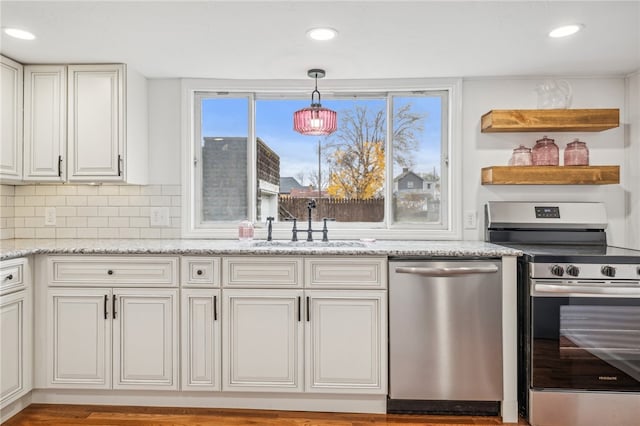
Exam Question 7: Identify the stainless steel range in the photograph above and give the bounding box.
[485,201,640,426]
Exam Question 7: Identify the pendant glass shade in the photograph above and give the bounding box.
[294,69,337,136]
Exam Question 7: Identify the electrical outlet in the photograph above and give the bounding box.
[464,210,477,229]
[150,207,170,227]
[44,207,56,226]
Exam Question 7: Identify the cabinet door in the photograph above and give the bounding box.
[23,65,67,181]
[46,288,111,389]
[305,290,387,394]
[112,289,178,390]
[67,64,123,181]
[181,289,221,391]
[0,56,23,182]
[222,289,303,392]
[0,291,26,406]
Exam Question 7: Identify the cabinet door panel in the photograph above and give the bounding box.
[0,56,23,181]
[305,291,387,394]
[47,288,111,389]
[223,289,303,392]
[23,65,66,181]
[67,64,123,180]
[181,289,221,391]
[0,292,24,405]
[113,289,178,390]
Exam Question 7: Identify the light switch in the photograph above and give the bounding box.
[150,207,170,227]
[464,210,477,229]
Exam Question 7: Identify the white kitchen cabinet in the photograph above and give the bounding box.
[46,287,178,390]
[181,288,221,391]
[23,65,67,181]
[305,290,386,394]
[0,56,23,183]
[113,289,178,389]
[222,289,303,392]
[0,258,32,409]
[19,63,147,183]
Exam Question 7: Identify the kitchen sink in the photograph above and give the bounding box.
[251,240,367,248]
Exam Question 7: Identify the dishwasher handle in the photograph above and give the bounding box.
[394,265,499,277]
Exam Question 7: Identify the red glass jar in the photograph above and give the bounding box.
[532,136,559,166]
[564,139,589,166]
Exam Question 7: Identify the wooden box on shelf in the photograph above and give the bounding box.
[481,165,620,185]
[481,109,619,133]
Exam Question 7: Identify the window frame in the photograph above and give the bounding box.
[181,78,462,240]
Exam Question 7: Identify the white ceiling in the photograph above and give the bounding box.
[1,0,639,80]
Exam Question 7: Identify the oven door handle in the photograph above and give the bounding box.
[395,265,499,276]
[534,283,640,297]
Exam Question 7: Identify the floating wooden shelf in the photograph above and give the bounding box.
[481,165,620,185]
[481,109,619,133]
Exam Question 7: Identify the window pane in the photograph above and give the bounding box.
[256,98,386,223]
[392,94,444,225]
[200,96,249,221]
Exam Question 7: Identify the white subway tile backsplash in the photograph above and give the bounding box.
[5,184,182,240]
[66,196,88,206]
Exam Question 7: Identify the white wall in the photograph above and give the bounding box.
[625,71,640,250]
[461,77,627,246]
[148,79,181,185]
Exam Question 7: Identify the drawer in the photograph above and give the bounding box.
[1,258,27,295]
[222,257,303,288]
[305,257,387,289]
[181,256,220,287]
[47,256,178,287]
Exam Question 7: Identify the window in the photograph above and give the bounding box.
[183,79,461,239]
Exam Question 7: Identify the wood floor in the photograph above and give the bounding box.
[3,404,529,426]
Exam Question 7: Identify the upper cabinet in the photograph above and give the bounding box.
[0,56,23,183]
[26,64,148,184]
[5,61,148,184]
[481,109,620,133]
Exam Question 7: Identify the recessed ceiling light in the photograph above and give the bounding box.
[3,27,36,40]
[306,28,338,41]
[549,24,584,38]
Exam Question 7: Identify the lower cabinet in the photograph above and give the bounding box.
[222,289,387,394]
[181,288,221,391]
[222,289,304,392]
[0,289,32,407]
[305,291,386,394]
[46,287,178,390]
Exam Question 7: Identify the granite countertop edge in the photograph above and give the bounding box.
[0,239,523,261]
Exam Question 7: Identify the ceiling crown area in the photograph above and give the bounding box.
[1,0,638,80]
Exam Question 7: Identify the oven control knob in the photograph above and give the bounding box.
[550,265,564,276]
[601,265,616,278]
[566,265,580,277]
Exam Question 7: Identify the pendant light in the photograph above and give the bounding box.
[293,69,337,136]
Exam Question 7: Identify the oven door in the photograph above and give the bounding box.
[531,280,640,392]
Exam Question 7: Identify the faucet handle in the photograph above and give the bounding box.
[322,217,335,222]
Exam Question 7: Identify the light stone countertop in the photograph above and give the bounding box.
[0,239,522,261]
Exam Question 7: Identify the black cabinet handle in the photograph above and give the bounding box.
[107,270,114,275]
[297,296,301,322]
[104,295,108,320]
[112,295,117,319]
[58,155,63,177]
[213,295,217,321]
[196,269,203,276]
[117,154,122,176]
[4,274,13,281]
[306,296,310,322]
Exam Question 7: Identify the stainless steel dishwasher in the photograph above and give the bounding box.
[388,259,503,414]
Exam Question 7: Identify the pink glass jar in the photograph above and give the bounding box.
[564,139,589,166]
[532,136,559,166]
[509,145,533,166]
[238,219,254,240]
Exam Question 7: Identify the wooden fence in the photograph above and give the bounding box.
[279,196,384,222]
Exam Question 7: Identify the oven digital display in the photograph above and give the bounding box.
[535,206,560,218]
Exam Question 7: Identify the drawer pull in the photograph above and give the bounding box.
[196,269,203,276]
[4,274,13,281]
[104,295,108,320]
[107,270,114,275]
